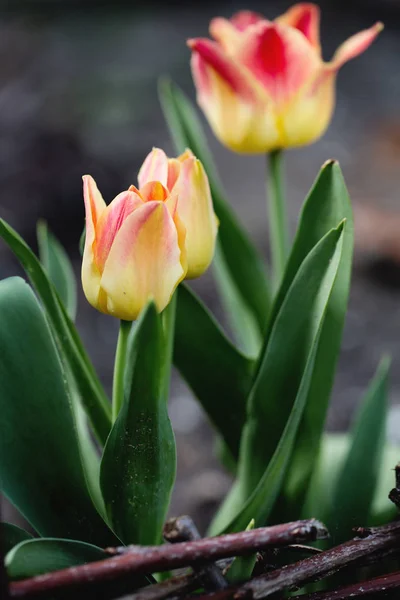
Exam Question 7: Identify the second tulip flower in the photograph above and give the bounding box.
[82,148,218,320]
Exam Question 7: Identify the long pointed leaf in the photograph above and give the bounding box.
[0,219,111,445]
[174,285,255,460]
[0,277,113,545]
[329,358,390,543]
[210,224,345,534]
[37,220,77,321]
[274,161,353,503]
[100,303,176,545]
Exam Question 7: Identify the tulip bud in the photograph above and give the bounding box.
[188,3,382,153]
[82,148,217,320]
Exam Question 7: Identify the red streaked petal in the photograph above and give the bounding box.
[233,22,320,105]
[188,38,264,103]
[230,10,264,31]
[331,22,383,69]
[190,51,280,153]
[140,181,170,202]
[82,175,106,247]
[276,3,320,51]
[99,201,186,320]
[210,17,242,52]
[81,175,107,309]
[138,148,168,189]
[95,190,143,270]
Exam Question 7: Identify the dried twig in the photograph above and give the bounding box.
[186,522,400,600]
[164,516,227,591]
[126,573,200,600]
[8,519,327,598]
[292,569,400,599]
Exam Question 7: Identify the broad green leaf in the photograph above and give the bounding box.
[100,303,176,545]
[0,523,32,554]
[210,224,344,534]
[276,161,353,503]
[0,219,111,445]
[174,285,255,460]
[35,222,106,518]
[225,519,256,584]
[6,538,107,580]
[0,277,113,545]
[302,433,399,531]
[328,359,390,543]
[159,79,270,356]
[37,220,77,321]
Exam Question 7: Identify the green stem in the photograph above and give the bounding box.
[161,291,177,402]
[267,149,289,288]
[112,319,133,422]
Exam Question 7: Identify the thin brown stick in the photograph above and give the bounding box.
[164,516,227,591]
[186,522,400,600]
[292,569,400,599]
[126,573,200,600]
[8,519,327,598]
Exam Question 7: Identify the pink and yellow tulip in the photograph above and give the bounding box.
[189,3,382,153]
[82,148,218,320]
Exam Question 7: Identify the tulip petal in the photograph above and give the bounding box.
[95,190,143,269]
[230,11,264,31]
[174,157,218,278]
[234,22,320,106]
[138,148,169,189]
[140,181,170,202]
[167,158,182,191]
[189,39,280,153]
[278,67,335,148]
[331,22,383,69]
[210,13,265,53]
[81,175,107,310]
[276,3,320,52]
[188,38,264,103]
[100,202,186,320]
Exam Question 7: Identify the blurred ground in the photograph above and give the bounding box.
[2,0,400,531]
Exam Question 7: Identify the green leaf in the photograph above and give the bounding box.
[100,303,176,545]
[210,224,345,534]
[5,538,107,580]
[0,277,114,545]
[328,358,390,543]
[174,285,255,460]
[37,220,77,321]
[0,523,32,554]
[302,432,399,532]
[159,79,271,356]
[225,519,257,584]
[0,219,111,445]
[275,161,354,504]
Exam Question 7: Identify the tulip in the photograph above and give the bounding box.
[82,148,218,320]
[189,3,382,153]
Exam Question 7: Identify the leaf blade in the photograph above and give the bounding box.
[100,303,176,545]
[0,219,111,445]
[174,284,255,460]
[0,277,113,545]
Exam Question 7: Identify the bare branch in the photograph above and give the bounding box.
[8,519,327,598]
[164,516,227,591]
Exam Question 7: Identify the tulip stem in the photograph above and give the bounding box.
[267,149,289,288]
[112,319,133,422]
